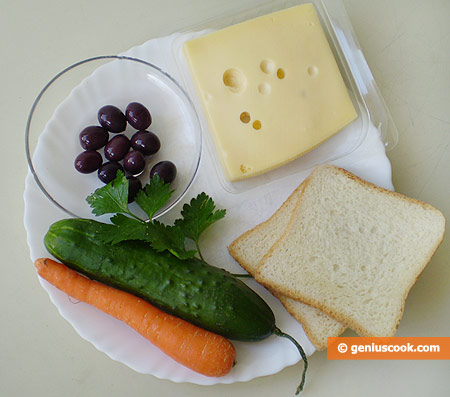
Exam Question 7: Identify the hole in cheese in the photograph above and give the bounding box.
[277,68,285,79]
[260,59,275,74]
[252,120,262,130]
[240,164,251,173]
[307,65,319,77]
[223,68,247,93]
[258,82,271,95]
[240,112,251,123]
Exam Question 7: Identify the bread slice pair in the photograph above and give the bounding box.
[253,165,445,338]
[229,180,346,350]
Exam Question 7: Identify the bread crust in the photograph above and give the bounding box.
[276,293,347,350]
[255,165,446,337]
[227,180,306,273]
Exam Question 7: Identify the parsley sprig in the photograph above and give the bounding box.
[175,193,226,260]
[86,171,225,261]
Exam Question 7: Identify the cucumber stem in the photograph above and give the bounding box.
[273,327,308,395]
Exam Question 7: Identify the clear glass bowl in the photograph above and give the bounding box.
[26,55,202,220]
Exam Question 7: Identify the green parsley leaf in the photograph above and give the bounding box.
[86,173,225,261]
[135,175,174,220]
[86,171,131,216]
[97,214,148,244]
[174,193,226,259]
[145,221,196,260]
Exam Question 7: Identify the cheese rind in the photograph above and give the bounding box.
[183,4,357,181]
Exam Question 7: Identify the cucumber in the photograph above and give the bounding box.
[44,218,308,393]
[44,218,275,341]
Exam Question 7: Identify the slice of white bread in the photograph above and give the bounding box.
[256,165,446,337]
[228,181,346,350]
[274,293,346,350]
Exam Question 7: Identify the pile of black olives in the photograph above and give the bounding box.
[74,102,177,202]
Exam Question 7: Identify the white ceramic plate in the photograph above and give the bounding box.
[24,36,394,386]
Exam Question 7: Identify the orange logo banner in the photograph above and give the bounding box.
[327,337,450,360]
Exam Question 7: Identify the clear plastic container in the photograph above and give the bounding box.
[169,0,398,193]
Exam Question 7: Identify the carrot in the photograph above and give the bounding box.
[35,258,236,377]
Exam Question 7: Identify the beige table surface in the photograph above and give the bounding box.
[1,0,449,396]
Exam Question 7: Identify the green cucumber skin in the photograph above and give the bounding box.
[44,218,275,341]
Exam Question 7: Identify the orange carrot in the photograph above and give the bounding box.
[35,258,236,377]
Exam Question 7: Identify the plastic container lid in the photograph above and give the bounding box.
[169,0,398,193]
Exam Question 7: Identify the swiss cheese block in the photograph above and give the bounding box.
[183,4,358,181]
